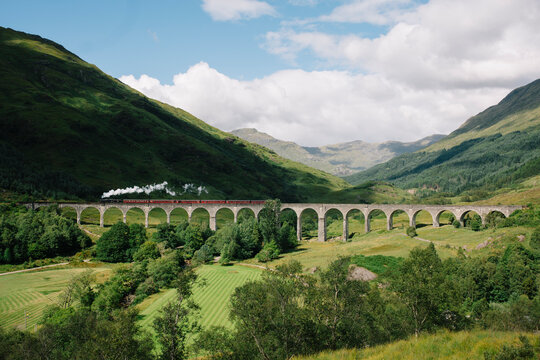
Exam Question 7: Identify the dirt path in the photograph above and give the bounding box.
[0,262,70,276]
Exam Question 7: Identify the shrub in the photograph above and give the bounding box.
[530,228,540,249]
[453,220,461,228]
[133,241,160,262]
[406,226,417,237]
[255,241,280,263]
[193,244,214,264]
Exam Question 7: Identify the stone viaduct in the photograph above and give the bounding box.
[28,202,522,242]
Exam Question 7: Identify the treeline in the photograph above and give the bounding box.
[0,204,91,264]
[346,129,540,196]
[151,200,296,264]
[194,243,539,359]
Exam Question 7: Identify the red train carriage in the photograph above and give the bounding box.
[121,199,266,205]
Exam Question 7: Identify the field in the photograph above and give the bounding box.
[0,264,113,330]
[293,330,539,360]
[245,224,532,271]
[137,264,262,334]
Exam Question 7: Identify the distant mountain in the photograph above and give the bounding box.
[0,26,359,202]
[231,129,444,176]
[345,79,540,194]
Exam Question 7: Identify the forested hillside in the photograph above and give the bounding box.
[346,79,540,195]
[0,27,353,202]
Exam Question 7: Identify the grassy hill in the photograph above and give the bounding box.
[232,128,444,176]
[294,330,539,360]
[0,26,363,203]
[345,79,540,197]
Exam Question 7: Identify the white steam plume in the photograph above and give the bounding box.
[101,181,176,198]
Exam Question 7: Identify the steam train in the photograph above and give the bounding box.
[101,199,266,205]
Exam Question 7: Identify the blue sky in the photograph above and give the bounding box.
[2,0,540,146]
[2,0,387,81]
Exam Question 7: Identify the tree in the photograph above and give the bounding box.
[406,226,417,237]
[530,227,540,249]
[153,267,200,360]
[133,241,161,262]
[390,243,445,337]
[259,199,281,246]
[255,241,280,263]
[227,261,315,360]
[96,222,131,262]
[153,223,180,249]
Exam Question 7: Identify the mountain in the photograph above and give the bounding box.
[345,79,540,195]
[231,128,445,176]
[0,26,361,203]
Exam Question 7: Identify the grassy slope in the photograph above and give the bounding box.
[293,330,539,360]
[0,26,357,203]
[345,79,540,195]
[0,264,113,330]
[244,224,533,271]
[136,264,261,333]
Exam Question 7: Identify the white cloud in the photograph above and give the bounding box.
[120,63,508,146]
[319,0,414,25]
[201,0,276,21]
[265,0,540,89]
[121,0,540,147]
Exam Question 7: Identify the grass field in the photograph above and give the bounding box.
[0,264,113,330]
[293,330,539,360]
[136,264,262,335]
[245,224,532,271]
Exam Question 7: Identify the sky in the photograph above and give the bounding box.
[2,0,540,146]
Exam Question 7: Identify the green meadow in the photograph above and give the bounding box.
[136,264,262,334]
[0,265,113,330]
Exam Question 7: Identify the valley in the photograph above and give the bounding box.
[0,23,539,360]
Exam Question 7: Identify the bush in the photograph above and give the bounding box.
[453,220,461,228]
[133,241,160,262]
[255,241,280,263]
[193,244,214,264]
[530,228,540,249]
[95,222,132,262]
[406,226,417,237]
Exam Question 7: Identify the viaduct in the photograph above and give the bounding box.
[28,202,522,242]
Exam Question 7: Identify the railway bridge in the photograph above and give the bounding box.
[27,202,522,242]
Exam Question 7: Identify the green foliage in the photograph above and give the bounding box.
[153,223,180,248]
[133,241,161,262]
[453,220,461,228]
[255,240,280,262]
[193,244,214,264]
[530,227,540,249]
[153,267,200,360]
[147,251,185,288]
[259,199,282,244]
[0,205,91,264]
[406,226,417,237]
[96,221,145,262]
[0,308,154,360]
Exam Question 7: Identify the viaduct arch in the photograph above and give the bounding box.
[28,202,522,242]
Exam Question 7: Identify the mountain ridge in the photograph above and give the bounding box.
[232,128,445,176]
[345,78,540,196]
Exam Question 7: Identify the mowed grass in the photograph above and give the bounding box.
[0,265,113,330]
[137,264,262,335]
[293,330,539,360]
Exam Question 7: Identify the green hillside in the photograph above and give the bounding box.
[0,27,355,202]
[346,79,540,195]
